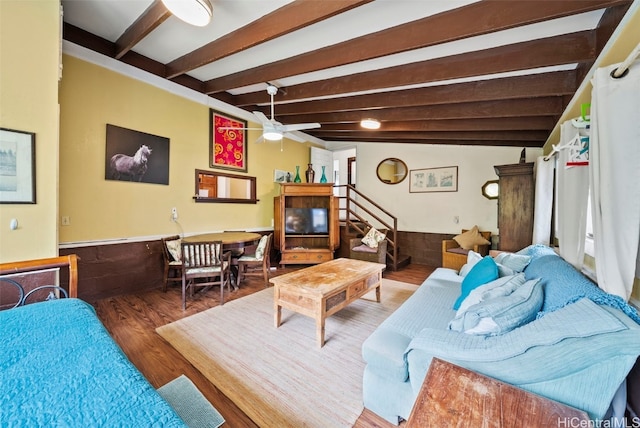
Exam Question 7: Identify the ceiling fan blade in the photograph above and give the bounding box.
[253,111,272,126]
[283,131,307,143]
[281,122,321,132]
[255,135,265,144]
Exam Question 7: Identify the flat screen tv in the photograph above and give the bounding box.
[285,207,328,235]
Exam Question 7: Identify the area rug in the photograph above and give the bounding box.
[157,375,225,428]
[156,279,416,428]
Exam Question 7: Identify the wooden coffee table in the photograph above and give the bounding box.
[270,258,386,347]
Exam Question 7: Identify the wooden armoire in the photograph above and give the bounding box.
[494,162,535,252]
[274,183,340,266]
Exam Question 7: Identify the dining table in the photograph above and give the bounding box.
[182,231,263,289]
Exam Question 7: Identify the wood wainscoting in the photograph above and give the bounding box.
[337,225,455,267]
[60,239,165,303]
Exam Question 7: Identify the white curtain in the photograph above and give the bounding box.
[556,121,589,269]
[589,59,640,300]
[532,156,554,246]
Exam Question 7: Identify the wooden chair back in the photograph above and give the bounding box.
[161,235,182,292]
[180,241,231,309]
[237,233,273,287]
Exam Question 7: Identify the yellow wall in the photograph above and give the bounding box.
[59,56,309,243]
[0,1,60,262]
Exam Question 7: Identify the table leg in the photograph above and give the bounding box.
[275,304,282,328]
[317,317,325,348]
[375,284,381,302]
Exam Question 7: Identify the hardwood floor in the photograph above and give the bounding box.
[92,263,435,428]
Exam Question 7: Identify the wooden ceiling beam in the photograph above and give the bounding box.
[165,0,373,78]
[204,0,629,93]
[310,130,549,141]
[318,117,556,132]
[280,98,564,124]
[114,0,171,60]
[233,30,595,102]
[264,71,577,115]
[309,136,544,147]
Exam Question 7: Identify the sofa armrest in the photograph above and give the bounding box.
[350,238,363,248]
[472,243,490,256]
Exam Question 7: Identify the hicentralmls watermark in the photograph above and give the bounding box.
[557,417,640,428]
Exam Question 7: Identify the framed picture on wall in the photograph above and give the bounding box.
[105,124,170,185]
[0,128,36,204]
[210,109,247,172]
[409,166,458,193]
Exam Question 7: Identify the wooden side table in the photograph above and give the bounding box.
[406,358,590,427]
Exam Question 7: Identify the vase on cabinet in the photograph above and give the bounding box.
[305,164,315,183]
[320,166,327,183]
[294,166,301,183]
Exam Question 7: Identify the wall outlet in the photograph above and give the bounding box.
[171,207,178,221]
[61,216,71,226]
[453,216,459,224]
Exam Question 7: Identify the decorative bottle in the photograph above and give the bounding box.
[293,166,301,183]
[320,166,328,183]
[305,164,315,183]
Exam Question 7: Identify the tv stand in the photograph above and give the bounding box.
[274,183,339,267]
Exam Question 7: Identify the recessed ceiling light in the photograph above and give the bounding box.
[162,0,213,27]
[360,118,381,130]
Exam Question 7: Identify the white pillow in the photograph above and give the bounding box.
[361,227,386,248]
[494,252,532,273]
[456,273,526,315]
[458,250,482,277]
[448,278,543,336]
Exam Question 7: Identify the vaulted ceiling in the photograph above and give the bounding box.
[61,0,633,147]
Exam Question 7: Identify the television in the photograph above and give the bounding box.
[285,207,328,235]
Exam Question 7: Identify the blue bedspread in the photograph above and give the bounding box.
[0,298,186,427]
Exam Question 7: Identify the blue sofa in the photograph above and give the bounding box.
[362,245,640,424]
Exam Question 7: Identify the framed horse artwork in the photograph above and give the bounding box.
[105,124,169,185]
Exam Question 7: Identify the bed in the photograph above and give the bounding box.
[0,255,187,426]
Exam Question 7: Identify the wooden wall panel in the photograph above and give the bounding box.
[60,240,164,303]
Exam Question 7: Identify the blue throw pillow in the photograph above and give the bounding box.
[453,256,498,310]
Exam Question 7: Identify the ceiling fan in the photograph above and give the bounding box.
[222,85,320,144]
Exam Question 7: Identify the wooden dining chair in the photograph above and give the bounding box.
[161,235,183,292]
[180,241,231,310]
[237,233,273,287]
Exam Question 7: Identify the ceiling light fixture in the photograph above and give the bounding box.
[162,0,213,27]
[360,118,381,130]
[263,130,283,141]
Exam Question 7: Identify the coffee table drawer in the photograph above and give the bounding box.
[347,273,379,298]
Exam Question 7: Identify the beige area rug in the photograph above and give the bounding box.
[156,279,416,428]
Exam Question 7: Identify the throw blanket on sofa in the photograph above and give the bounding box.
[522,250,640,324]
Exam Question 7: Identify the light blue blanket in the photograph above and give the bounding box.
[0,298,186,427]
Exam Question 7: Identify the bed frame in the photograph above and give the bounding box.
[0,254,78,300]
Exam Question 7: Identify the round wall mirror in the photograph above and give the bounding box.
[376,158,408,184]
[482,180,499,199]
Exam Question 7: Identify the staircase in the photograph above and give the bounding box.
[335,185,410,271]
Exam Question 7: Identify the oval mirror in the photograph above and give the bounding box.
[376,158,408,184]
[482,180,499,200]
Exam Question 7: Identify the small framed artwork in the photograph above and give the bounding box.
[210,109,247,172]
[105,124,169,185]
[409,166,458,193]
[274,169,293,183]
[0,128,36,204]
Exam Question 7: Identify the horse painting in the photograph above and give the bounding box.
[109,145,152,182]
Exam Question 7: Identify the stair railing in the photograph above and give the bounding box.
[334,184,399,271]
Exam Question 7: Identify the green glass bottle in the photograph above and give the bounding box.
[293,166,301,183]
[319,166,327,183]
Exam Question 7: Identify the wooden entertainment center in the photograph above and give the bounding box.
[274,183,339,266]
